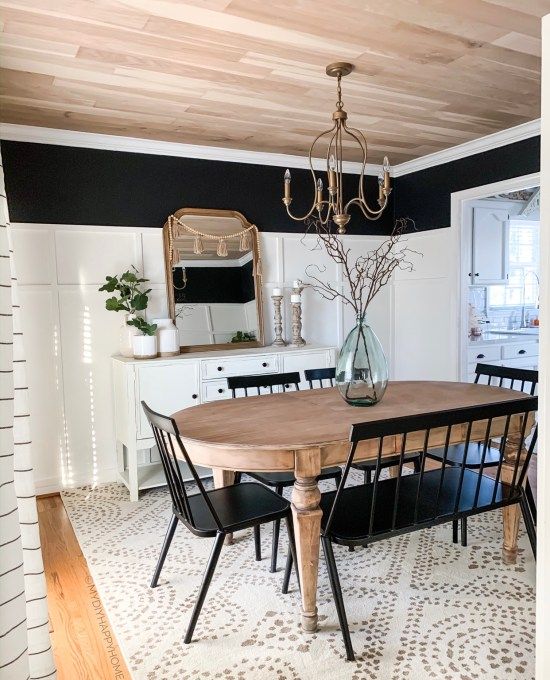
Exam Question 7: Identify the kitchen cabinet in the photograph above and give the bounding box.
[470,207,509,284]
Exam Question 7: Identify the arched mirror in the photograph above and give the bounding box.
[163,208,264,352]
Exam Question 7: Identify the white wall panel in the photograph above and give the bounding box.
[18,287,61,488]
[57,287,121,486]
[55,229,140,284]
[11,228,53,285]
[142,230,165,284]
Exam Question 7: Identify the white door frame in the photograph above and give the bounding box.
[449,172,540,381]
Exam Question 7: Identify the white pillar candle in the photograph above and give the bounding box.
[291,294,301,303]
[272,287,282,296]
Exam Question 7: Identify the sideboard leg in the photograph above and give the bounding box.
[212,468,235,544]
[127,443,139,502]
[116,440,125,479]
[292,448,322,633]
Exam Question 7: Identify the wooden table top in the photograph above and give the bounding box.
[173,381,532,451]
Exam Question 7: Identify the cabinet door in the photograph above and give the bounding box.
[136,362,200,439]
[472,207,509,283]
[282,350,334,390]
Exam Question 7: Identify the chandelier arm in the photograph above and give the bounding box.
[342,123,388,217]
[285,123,336,222]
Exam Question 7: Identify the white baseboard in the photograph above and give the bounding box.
[35,467,118,496]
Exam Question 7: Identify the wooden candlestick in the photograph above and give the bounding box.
[290,290,306,347]
[271,295,286,346]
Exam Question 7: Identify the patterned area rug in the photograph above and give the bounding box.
[61,477,535,680]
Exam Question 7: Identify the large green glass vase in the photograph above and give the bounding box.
[336,315,388,406]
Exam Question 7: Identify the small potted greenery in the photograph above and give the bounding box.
[128,317,158,359]
[98,267,157,358]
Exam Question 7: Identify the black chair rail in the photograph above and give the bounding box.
[227,371,300,397]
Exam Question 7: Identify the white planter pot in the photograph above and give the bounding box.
[120,313,140,358]
[132,334,158,359]
[153,318,180,357]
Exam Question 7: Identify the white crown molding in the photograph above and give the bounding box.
[0,119,541,178]
[392,119,541,177]
[0,123,374,175]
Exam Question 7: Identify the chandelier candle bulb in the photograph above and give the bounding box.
[284,169,291,202]
[383,156,391,191]
[316,178,323,207]
[378,172,385,204]
[329,154,337,191]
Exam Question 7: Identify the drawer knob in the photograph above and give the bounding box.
[217,366,223,371]
[192,394,198,400]
[475,273,479,277]
[218,388,224,393]
[262,362,268,367]
[477,354,485,359]
[518,349,526,355]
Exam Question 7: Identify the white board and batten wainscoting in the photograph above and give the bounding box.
[11,222,455,496]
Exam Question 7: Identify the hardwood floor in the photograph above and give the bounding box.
[37,494,130,680]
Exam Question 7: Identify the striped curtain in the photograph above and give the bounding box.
[0,153,56,679]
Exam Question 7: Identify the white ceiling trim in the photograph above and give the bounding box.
[0,119,541,178]
[392,119,541,177]
[0,123,371,175]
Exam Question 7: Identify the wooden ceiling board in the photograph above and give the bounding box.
[0,0,542,163]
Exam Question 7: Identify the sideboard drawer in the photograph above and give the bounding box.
[202,354,280,379]
[501,342,538,360]
[468,346,500,363]
[202,379,231,402]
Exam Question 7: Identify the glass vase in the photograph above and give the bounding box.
[336,315,388,406]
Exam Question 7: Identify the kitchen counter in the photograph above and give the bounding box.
[469,331,539,346]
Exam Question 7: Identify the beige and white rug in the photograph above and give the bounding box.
[61,477,535,680]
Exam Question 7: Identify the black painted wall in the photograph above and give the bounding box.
[0,140,393,235]
[1,136,540,234]
[394,136,540,230]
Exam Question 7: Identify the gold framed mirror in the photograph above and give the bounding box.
[163,208,264,353]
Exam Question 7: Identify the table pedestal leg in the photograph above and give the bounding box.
[212,468,235,545]
[292,448,322,633]
[501,431,527,564]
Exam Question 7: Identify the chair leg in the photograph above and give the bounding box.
[254,524,261,561]
[234,471,242,484]
[270,484,284,572]
[150,514,178,588]
[520,495,537,559]
[452,519,458,544]
[184,532,225,644]
[270,519,281,572]
[461,517,468,547]
[413,457,421,473]
[322,536,355,662]
[363,468,371,485]
[282,515,300,594]
[525,477,537,525]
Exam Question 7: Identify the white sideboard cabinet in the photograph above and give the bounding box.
[112,344,337,500]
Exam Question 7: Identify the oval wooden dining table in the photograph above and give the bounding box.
[173,380,532,633]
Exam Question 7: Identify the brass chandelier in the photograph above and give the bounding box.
[282,62,391,234]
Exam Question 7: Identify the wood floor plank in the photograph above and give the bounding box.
[37,494,130,680]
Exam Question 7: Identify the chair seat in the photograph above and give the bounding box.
[183,482,290,536]
[426,442,501,468]
[351,452,420,471]
[245,466,341,487]
[320,468,512,544]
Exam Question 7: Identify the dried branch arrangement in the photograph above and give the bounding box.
[304,217,419,316]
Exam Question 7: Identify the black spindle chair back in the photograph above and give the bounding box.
[227,371,300,398]
[142,401,223,534]
[323,397,538,542]
[474,363,538,394]
[304,367,336,389]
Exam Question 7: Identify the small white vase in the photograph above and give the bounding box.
[120,313,140,358]
[153,318,180,357]
[132,334,158,359]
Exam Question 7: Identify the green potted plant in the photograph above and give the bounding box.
[98,266,154,357]
[127,317,158,359]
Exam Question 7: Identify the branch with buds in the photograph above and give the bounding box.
[303,217,420,316]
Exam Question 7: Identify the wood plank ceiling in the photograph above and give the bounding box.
[0,0,545,163]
